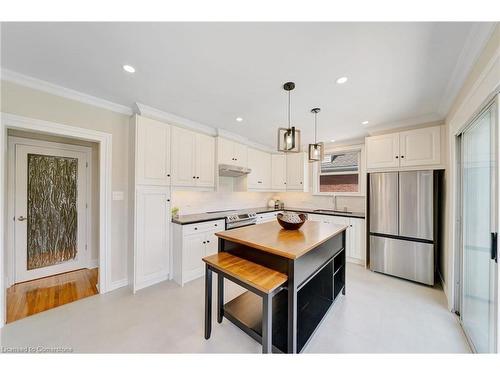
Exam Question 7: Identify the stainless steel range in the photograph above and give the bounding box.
[225,212,257,229]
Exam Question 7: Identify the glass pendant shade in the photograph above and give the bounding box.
[308,142,324,162]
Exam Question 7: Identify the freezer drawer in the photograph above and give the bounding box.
[369,172,398,235]
[370,235,434,285]
[399,170,433,240]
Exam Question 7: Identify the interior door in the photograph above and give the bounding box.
[14,143,89,282]
[460,100,498,353]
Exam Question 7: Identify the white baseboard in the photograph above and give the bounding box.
[108,278,129,292]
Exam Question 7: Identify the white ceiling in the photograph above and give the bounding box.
[0,22,495,147]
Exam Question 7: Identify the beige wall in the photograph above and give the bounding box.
[1,80,131,285]
[443,24,500,309]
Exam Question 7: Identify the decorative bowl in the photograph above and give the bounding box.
[277,212,307,230]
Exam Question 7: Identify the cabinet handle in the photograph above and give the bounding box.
[194,227,198,230]
[207,240,210,243]
[167,174,170,177]
[197,176,200,179]
[167,199,170,202]
[401,155,405,159]
[203,241,206,244]
[193,176,196,179]
[214,224,218,226]
[395,155,399,159]
[300,182,302,184]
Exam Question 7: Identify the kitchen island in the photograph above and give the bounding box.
[215,220,347,353]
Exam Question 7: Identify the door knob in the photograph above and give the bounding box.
[18,216,27,221]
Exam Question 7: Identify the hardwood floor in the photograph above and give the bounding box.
[6,268,98,323]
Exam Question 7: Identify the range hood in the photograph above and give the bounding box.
[218,164,251,177]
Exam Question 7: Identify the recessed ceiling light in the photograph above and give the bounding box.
[362,121,369,125]
[122,64,136,73]
[236,117,243,122]
[330,139,336,143]
[336,77,348,84]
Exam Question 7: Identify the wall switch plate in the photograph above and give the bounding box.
[112,191,125,201]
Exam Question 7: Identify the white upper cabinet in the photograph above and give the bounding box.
[217,137,247,168]
[365,133,400,169]
[286,152,308,191]
[247,148,271,190]
[171,126,197,186]
[399,126,441,167]
[366,125,442,170]
[171,127,215,188]
[271,154,287,191]
[136,115,171,186]
[195,133,215,187]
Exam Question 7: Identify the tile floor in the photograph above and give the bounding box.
[0,264,470,353]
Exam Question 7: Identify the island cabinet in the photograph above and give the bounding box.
[215,221,347,353]
[172,219,225,286]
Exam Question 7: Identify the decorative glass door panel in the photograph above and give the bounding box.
[27,154,78,270]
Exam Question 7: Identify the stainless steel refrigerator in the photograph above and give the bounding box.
[369,170,439,285]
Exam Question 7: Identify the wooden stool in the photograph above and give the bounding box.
[203,252,288,353]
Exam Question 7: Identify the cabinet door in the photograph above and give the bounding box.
[233,141,248,168]
[171,127,196,187]
[260,151,272,190]
[217,137,234,165]
[195,133,215,187]
[286,153,305,190]
[347,218,365,261]
[271,154,287,190]
[247,148,262,189]
[136,116,171,186]
[399,126,441,167]
[184,232,206,279]
[134,187,170,291]
[204,232,219,256]
[366,133,400,169]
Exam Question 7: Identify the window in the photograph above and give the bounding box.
[318,150,360,193]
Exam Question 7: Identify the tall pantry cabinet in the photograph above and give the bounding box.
[131,115,172,292]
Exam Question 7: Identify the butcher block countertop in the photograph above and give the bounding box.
[215,220,347,260]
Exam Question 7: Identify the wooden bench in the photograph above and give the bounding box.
[202,252,288,353]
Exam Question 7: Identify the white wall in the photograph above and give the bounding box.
[444,24,500,311]
[1,80,130,285]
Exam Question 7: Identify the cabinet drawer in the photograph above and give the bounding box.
[183,219,225,235]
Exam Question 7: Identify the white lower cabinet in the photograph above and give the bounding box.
[134,186,171,292]
[307,213,365,264]
[173,219,225,286]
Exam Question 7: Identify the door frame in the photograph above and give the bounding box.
[0,112,113,328]
[454,95,499,353]
[7,136,92,285]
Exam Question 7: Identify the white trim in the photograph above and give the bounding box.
[367,113,443,135]
[88,258,99,269]
[1,69,133,116]
[135,102,215,136]
[109,278,129,291]
[0,112,113,328]
[6,137,92,286]
[438,23,497,117]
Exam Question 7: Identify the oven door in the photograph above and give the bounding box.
[225,219,257,230]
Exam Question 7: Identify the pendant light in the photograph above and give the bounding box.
[308,107,324,162]
[277,82,301,152]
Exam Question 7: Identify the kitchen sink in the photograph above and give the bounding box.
[313,209,353,214]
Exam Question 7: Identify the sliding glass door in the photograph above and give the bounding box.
[459,99,498,353]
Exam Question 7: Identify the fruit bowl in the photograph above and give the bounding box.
[277,212,307,230]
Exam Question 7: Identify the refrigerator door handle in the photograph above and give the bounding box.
[492,232,498,263]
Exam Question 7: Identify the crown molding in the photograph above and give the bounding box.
[366,113,444,136]
[216,128,275,153]
[135,102,216,136]
[437,23,497,118]
[1,68,134,116]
